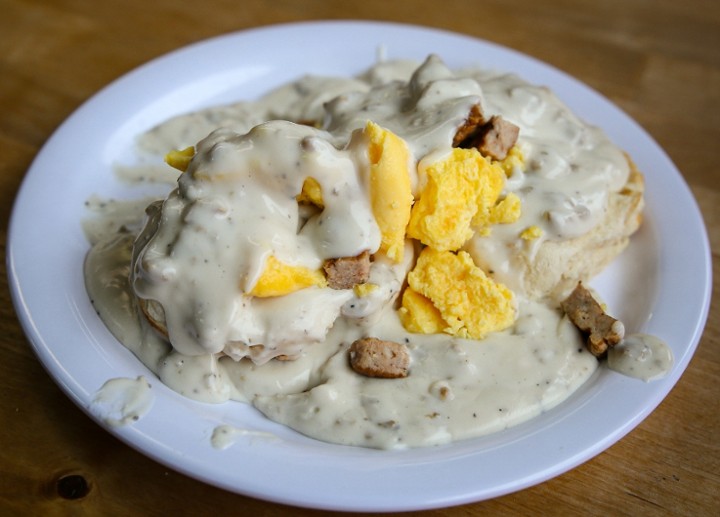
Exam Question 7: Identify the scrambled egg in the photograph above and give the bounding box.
[399,247,516,339]
[521,225,543,240]
[398,146,526,338]
[296,177,324,208]
[249,255,326,297]
[398,287,447,334]
[406,148,520,251]
[498,145,525,177]
[365,121,414,263]
[354,283,379,297]
[165,146,195,172]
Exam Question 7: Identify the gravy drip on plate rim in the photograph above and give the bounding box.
[607,333,673,382]
[90,375,154,427]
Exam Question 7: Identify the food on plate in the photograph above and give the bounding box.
[561,282,625,357]
[323,251,371,290]
[365,121,414,262]
[84,54,660,449]
[348,337,411,379]
[399,247,515,339]
[406,147,520,251]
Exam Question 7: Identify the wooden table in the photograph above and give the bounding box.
[2,1,718,514]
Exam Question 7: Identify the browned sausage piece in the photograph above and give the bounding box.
[349,337,410,378]
[453,108,519,161]
[561,282,625,358]
[323,250,371,290]
[452,104,486,147]
[475,115,520,161]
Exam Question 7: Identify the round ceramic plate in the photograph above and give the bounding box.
[7,21,712,511]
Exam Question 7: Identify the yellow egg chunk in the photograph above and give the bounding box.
[353,283,379,297]
[520,225,544,240]
[484,192,522,226]
[402,247,516,339]
[249,255,327,298]
[407,148,507,251]
[497,145,525,177]
[398,287,448,334]
[165,146,195,172]
[365,121,413,263]
[296,177,324,208]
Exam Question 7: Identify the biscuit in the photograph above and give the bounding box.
[516,157,644,301]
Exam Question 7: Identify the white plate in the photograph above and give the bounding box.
[7,21,712,511]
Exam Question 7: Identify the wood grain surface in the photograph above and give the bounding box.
[1,1,718,515]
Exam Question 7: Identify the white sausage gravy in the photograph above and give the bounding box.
[84,55,670,449]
